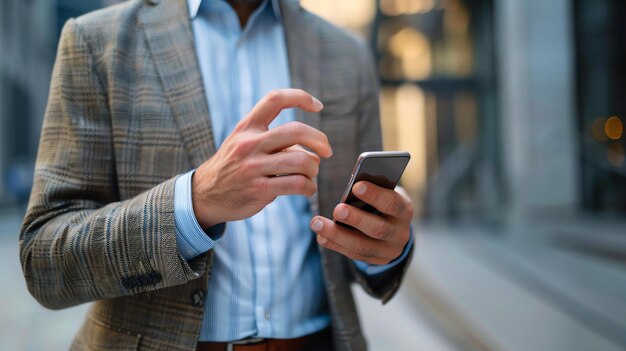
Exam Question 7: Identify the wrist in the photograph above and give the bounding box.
[191,170,220,229]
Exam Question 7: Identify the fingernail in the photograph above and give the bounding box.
[317,235,328,244]
[337,207,348,220]
[354,183,367,195]
[312,97,324,111]
[311,219,323,232]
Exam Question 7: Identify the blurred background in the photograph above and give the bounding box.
[1,0,625,350]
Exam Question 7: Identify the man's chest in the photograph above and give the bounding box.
[106,30,362,210]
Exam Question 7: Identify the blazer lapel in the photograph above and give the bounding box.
[140,0,216,168]
[139,0,319,170]
[281,0,324,217]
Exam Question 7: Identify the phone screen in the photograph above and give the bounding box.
[342,153,410,215]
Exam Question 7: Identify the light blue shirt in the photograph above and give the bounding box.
[174,0,413,342]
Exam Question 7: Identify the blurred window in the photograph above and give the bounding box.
[1,76,31,161]
[575,0,626,214]
[2,2,12,37]
[303,0,499,220]
[373,0,499,219]
[56,0,103,36]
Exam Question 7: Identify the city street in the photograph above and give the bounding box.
[3,1,626,350]
[0,208,90,350]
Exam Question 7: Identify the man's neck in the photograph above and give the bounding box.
[226,0,264,28]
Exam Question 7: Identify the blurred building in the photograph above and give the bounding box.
[305,0,625,222]
[0,0,115,206]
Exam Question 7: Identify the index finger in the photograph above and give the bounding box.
[283,145,322,165]
[263,122,333,158]
[240,89,324,130]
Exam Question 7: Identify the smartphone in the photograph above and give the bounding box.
[337,151,411,220]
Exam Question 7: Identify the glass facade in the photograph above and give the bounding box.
[0,0,104,205]
[575,0,626,214]
[304,0,500,220]
[377,0,498,220]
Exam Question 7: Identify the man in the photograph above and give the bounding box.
[20,0,414,350]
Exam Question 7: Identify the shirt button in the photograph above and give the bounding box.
[264,309,271,320]
[191,289,205,307]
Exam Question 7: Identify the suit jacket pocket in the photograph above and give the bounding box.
[70,318,141,351]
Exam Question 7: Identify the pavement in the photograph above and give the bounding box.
[409,225,626,351]
[353,283,458,351]
[0,208,90,351]
[0,208,456,351]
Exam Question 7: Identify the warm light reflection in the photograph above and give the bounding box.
[605,116,623,140]
[439,0,473,76]
[380,0,436,16]
[592,117,608,141]
[300,0,376,31]
[380,84,429,214]
[406,0,436,14]
[395,84,427,200]
[380,87,399,151]
[607,142,625,167]
[443,0,470,33]
[388,28,432,79]
[454,92,477,144]
[381,85,441,217]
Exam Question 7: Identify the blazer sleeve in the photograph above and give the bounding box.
[347,40,415,304]
[19,18,205,310]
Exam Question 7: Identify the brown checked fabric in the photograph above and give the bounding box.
[19,0,414,350]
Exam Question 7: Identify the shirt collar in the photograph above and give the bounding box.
[187,0,282,20]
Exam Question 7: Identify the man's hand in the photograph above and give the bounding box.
[192,89,333,229]
[310,181,413,265]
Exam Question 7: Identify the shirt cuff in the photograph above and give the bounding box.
[353,226,414,276]
[174,170,225,260]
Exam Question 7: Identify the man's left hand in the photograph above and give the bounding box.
[310,181,413,265]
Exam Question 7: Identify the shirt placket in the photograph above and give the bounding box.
[225,8,265,336]
[238,31,275,337]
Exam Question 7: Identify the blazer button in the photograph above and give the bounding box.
[147,270,162,285]
[191,289,205,307]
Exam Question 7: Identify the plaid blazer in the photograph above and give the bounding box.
[20,0,413,350]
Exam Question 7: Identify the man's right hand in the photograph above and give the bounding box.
[191,89,333,229]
